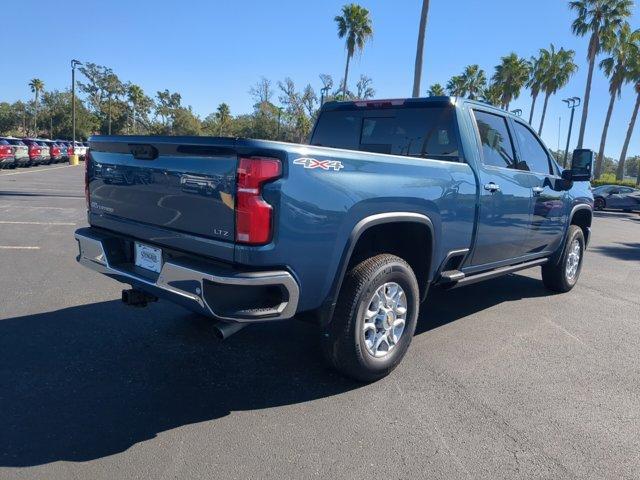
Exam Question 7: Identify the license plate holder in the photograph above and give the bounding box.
[134,242,162,273]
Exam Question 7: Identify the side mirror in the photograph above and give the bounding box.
[568,149,594,181]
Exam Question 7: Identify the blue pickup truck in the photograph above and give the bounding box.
[75,97,594,381]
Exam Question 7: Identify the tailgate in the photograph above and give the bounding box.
[88,137,237,242]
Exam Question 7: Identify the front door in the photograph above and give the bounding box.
[468,109,532,267]
[511,120,566,254]
[607,187,637,210]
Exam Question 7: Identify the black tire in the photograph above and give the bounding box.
[541,225,585,293]
[321,254,420,382]
[594,197,606,210]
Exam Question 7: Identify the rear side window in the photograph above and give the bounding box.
[472,110,515,168]
[0,140,8,145]
[513,122,551,174]
[311,106,460,161]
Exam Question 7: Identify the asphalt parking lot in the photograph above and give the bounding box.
[1,165,639,480]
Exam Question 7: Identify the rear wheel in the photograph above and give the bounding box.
[541,225,585,293]
[321,254,419,382]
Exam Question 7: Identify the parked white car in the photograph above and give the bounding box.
[73,141,88,159]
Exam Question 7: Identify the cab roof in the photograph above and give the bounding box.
[320,96,516,117]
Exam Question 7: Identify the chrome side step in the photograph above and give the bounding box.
[449,258,548,289]
[439,270,466,282]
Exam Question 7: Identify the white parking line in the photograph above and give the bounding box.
[0,221,76,226]
[0,187,84,192]
[0,246,40,250]
[0,165,73,177]
[0,205,79,210]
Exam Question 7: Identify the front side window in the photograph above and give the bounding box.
[513,122,551,174]
[472,110,515,168]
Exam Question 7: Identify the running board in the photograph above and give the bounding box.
[450,258,548,288]
[440,270,466,282]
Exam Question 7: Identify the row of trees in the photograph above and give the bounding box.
[1,1,638,182]
[416,0,638,181]
[0,68,376,145]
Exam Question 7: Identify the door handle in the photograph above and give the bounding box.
[484,182,500,193]
[532,186,544,196]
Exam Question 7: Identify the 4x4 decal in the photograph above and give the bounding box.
[293,157,344,172]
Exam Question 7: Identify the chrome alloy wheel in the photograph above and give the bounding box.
[362,282,407,358]
[566,238,581,281]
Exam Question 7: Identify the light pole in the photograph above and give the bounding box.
[276,107,283,140]
[562,97,580,168]
[71,59,82,146]
[320,86,330,106]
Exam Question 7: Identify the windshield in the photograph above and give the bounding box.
[310,105,460,161]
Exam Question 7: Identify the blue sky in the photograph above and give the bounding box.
[2,0,638,158]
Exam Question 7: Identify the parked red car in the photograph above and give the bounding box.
[43,140,62,163]
[21,139,46,166]
[0,139,16,169]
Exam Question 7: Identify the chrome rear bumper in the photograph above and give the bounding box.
[74,228,299,322]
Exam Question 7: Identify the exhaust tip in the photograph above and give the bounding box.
[212,321,247,340]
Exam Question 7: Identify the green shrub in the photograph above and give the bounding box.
[591,173,638,188]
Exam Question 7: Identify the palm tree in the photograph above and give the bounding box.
[427,83,446,96]
[334,4,373,98]
[570,0,633,148]
[104,73,123,135]
[492,53,530,110]
[446,75,466,97]
[215,103,231,135]
[460,65,486,100]
[596,23,640,178]
[28,78,44,134]
[482,82,503,106]
[617,53,640,182]
[412,0,430,97]
[526,52,547,124]
[538,45,578,135]
[127,84,144,134]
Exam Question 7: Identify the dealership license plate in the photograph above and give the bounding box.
[134,242,162,273]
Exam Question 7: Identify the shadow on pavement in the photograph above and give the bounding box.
[417,273,552,334]
[591,242,640,262]
[0,273,551,467]
[594,211,640,220]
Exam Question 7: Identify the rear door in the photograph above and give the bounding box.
[468,108,532,267]
[511,120,565,254]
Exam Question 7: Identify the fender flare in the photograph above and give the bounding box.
[569,204,593,245]
[320,212,436,325]
[552,204,593,265]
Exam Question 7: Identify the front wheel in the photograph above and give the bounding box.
[541,225,585,293]
[321,254,420,382]
[594,197,606,211]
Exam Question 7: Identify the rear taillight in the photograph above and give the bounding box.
[235,156,281,244]
[0,145,12,158]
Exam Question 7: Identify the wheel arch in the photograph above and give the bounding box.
[550,204,593,267]
[570,205,593,247]
[318,212,436,326]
